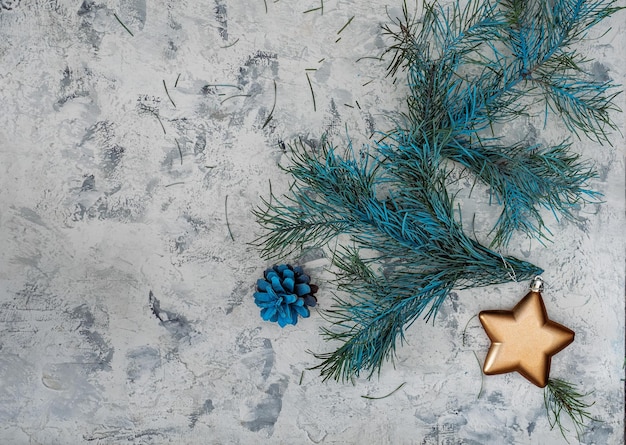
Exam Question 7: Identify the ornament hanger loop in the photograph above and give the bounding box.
[530,276,544,293]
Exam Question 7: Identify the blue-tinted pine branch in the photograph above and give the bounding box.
[444,139,601,246]
[253,0,621,381]
[255,134,542,381]
[384,0,621,244]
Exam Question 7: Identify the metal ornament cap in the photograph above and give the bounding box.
[479,287,575,388]
[529,276,544,292]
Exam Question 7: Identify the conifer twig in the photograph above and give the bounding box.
[544,378,598,441]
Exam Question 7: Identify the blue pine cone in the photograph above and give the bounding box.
[254,264,318,327]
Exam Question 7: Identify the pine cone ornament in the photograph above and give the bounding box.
[254,264,318,327]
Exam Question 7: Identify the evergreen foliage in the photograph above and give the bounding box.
[544,378,597,440]
[253,0,622,382]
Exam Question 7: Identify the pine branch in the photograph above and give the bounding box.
[253,140,380,259]
[444,139,600,246]
[383,0,621,244]
[254,0,622,381]
[257,134,542,381]
[539,77,621,143]
[544,378,598,441]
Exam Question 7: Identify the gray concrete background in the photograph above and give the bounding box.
[0,1,623,444]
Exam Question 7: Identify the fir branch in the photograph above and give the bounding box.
[544,378,598,441]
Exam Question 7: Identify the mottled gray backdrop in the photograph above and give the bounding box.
[0,1,624,444]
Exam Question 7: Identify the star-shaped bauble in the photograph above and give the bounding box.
[479,277,575,388]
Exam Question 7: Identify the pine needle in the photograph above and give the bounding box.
[356,56,383,63]
[205,84,243,90]
[304,0,324,15]
[139,105,166,135]
[361,382,406,399]
[220,38,240,49]
[174,73,181,88]
[306,72,317,112]
[163,80,176,108]
[225,195,235,241]
[263,80,277,129]
[220,94,251,104]
[175,139,183,165]
[337,16,355,35]
[472,351,484,399]
[113,13,134,37]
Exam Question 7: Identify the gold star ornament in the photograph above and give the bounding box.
[479,277,575,388]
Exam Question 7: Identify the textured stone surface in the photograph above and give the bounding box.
[0,1,623,444]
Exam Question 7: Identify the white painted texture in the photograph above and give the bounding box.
[0,1,624,444]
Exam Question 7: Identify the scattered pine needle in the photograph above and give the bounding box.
[355,56,383,63]
[220,38,240,49]
[139,106,167,134]
[113,13,134,37]
[462,314,478,347]
[163,80,176,108]
[355,100,361,109]
[268,179,273,207]
[335,37,342,43]
[361,382,406,400]
[165,182,185,187]
[175,139,183,165]
[362,79,373,86]
[344,103,354,108]
[263,0,268,13]
[472,351,484,399]
[225,195,235,241]
[299,370,304,385]
[174,73,181,88]
[262,80,277,129]
[304,0,323,14]
[205,84,243,90]
[306,72,316,112]
[318,58,325,63]
[155,114,166,134]
[221,94,251,105]
[337,16,354,34]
